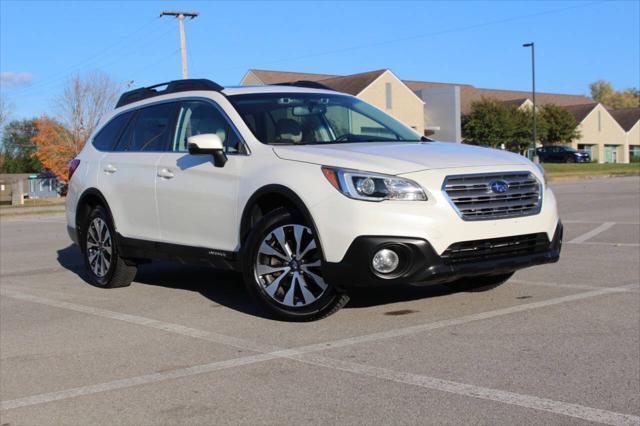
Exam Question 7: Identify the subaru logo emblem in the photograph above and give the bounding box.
[490,180,509,194]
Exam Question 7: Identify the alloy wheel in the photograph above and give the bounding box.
[254,224,327,307]
[86,217,112,278]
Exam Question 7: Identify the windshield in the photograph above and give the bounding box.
[228,93,421,145]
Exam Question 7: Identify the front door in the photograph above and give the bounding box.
[155,100,246,252]
[604,145,617,163]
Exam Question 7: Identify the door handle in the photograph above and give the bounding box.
[157,168,174,179]
[103,164,117,174]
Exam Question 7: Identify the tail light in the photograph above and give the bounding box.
[68,159,81,181]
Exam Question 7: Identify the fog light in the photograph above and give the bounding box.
[372,248,400,274]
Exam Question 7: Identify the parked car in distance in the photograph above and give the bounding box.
[65,79,562,321]
[536,145,591,163]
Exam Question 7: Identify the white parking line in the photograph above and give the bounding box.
[511,279,640,293]
[2,283,638,426]
[568,222,616,244]
[563,220,639,225]
[295,355,640,426]
[569,242,640,247]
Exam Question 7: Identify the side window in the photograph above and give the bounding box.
[92,111,133,151]
[127,103,177,152]
[172,101,243,154]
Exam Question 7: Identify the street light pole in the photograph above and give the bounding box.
[160,11,199,79]
[523,42,536,160]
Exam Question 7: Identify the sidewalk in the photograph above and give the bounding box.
[0,201,66,217]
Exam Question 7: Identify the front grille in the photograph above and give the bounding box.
[443,172,542,220]
[441,233,550,264]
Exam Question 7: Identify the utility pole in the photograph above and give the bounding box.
[160,11,199,79]
[523,42,537,161]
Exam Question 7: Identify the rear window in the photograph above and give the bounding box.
[127,103,177,152]
[92,112,133,151]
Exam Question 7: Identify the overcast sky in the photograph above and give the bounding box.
[1,0,639,120]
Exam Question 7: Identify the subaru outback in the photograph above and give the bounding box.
[66,79,562,321]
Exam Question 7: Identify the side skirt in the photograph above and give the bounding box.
[116,234,239,270]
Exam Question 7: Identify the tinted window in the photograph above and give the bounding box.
[172,101,243,153]
[229,93,419,145]
[127,103,177,152]
[92,112,132,151]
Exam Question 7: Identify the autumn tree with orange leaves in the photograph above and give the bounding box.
[32,118,77,181]
[32,72,121,181]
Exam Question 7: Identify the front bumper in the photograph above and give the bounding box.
[322,221,562,289]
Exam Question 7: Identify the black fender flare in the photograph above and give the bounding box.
[239,184,323,254]
[75,188,116,250]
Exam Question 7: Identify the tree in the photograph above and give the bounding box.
[461,99,513,148]
[590,80,640,109]
[506,107,547,155]
[32,117,76,181]
[462,99,546,154]
[0,95,9,127]
[538,104,580,145]
[0,119,42,173]
[32,71,121,181]
[54,71,121,153]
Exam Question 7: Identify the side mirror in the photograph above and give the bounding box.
[187,133,227,167]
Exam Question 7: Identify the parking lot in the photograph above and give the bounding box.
[0,176,638,425]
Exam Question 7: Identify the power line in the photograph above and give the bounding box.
[8,18,161,95]
[222,0,606,72]
[10,22,177,98]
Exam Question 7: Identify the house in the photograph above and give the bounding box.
[240,68,639,162]
[0,173,61,205]
[563,103,632,163]
[241,69,426,135]
[609,107,640,162]
[241,68,594,143]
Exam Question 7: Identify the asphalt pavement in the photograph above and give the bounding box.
[1,176,638,425]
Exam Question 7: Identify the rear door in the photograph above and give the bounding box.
[155,99,246,251]
[98,102,178,241]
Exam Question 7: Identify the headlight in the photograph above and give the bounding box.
[321,167,427,201]
[535,163,547,188]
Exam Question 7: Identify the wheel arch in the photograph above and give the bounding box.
[75,188,116,252]
[239,184,322,253]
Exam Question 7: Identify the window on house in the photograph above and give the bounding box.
[598,111,602,132]
[385,83,392,110]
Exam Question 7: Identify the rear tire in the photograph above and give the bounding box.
[82,205,137,288]
[241,208,349,321]
[445,272,514,292]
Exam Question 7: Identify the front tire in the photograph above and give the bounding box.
[445,272,514,292]
[82,205,137,288]
[241,208,349,321]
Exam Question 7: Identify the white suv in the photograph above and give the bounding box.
[66,79,562,321]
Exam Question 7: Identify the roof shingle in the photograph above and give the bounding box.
[562,103,599,123]
[609,107,640,131]
[316,70,387,95]
[242,69,595,113]
[247,69,338,85]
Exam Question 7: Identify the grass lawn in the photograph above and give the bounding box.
[543,162,640,180]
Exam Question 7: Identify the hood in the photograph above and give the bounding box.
[273,141,529,175]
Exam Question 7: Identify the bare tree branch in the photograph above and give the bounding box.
[55,71,122,151]
[0,95,11,127]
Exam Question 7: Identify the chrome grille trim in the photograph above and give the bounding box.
[442,171,542,221]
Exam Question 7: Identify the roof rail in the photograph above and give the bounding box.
[274,80,334,91]
[115,79,224,108]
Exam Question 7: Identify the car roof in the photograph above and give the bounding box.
[103,85,349,129]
